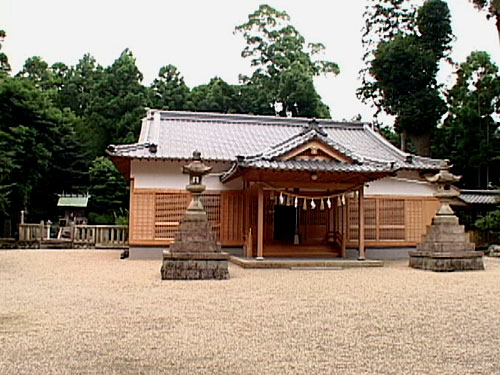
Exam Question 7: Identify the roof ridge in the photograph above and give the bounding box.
[154,109,366,128]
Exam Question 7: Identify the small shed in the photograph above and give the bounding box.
[452,189,500,230]
[57,193,90,226]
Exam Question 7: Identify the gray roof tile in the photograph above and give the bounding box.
[108,110,441,172]
[459,190,500,205]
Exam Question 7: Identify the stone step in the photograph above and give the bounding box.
[40,240,73,249]
[424,224,465,235]
[422,231,470,243]
[417,241,475,252]
[170,241,220,252]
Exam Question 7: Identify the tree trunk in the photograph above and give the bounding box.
[408,132,431,156]
[496,13,500,49]
[400,130,408,152]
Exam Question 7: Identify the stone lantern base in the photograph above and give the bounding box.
[160,214,229,280]
[409,215,484,272]
[161,251,229,280]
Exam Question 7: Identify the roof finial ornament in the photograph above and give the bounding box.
[306,118,327,136]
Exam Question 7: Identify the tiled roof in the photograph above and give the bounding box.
[57,195,90,208]
[239,159,392,172]
[107,110,441,172]
[459,190,500,205]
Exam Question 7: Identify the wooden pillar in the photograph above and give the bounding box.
[257,184,264,260]
[341,196,347,259]
[243,181,252,257]
[358,186,366,260]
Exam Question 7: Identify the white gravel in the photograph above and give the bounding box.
[1,250,500,375]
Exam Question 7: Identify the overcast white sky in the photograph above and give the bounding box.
[1,0,499,123]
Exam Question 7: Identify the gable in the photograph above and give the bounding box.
[281,140,353,163]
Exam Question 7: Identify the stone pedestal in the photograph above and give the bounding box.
[161,251,229,280]
[409,216,484,271]
[412,213,486,274]
[161,216,229,280]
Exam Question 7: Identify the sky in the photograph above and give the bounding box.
[1,0,499,123]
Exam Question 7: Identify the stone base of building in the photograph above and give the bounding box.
[161,251,229,280]
[409,251,484,272]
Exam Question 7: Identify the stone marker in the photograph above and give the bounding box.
[161,151,229,280]
[409,160,484,271]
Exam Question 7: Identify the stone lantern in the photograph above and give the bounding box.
[161,151,229,280]
[182,150,212,221]
[409,160,484,271]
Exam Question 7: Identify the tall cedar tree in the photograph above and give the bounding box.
[235,4,339,118]
[435,51,500,188]
[469,0,500,46]
[359,0,452,156]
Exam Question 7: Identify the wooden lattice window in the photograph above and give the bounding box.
[201,193,221,241]
[130,190,224,244]
[379,199,405,240]
[154,192,190,240]
[348,197,406,241]
[406,200,423,242]
[131,193,155,241]
[364,199,377,241]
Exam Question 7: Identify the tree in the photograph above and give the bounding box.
[84,49,146,156]
[87,157,129,224]
[359,0,452,156]
[235,4,339,118]
[148,64,191,110]
[0,29,10,78]
[469,0,500,47]
[57,54,104,116]
[435,51,500,188]
[190,77,242,113]
[16,56,52,90]
[0,77,88,222]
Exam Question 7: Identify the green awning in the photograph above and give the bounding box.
[57,196,89,208]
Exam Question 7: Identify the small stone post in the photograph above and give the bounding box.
[161,151,229,280]
[409,160,484,271]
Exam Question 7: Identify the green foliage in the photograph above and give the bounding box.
[57,54,104,116]
[0,29,10,78]
[435,51,500,188]
[235,4,338,118]
[190,77,242,113]
[84,49,146,156]
[469,0,500,43]
[0,77,88,222]
[87,157,129,224]
[359,0,452,156]
[148,65,192,110]
[476,208,500,231]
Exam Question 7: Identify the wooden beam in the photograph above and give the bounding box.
[341,197,347,259]
[358,187,366,260]
[257,184,264,260]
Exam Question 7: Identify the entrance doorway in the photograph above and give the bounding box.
[273,205,297,243]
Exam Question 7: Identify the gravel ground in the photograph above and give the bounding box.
[1,250,499,375]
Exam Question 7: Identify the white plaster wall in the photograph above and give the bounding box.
[365,171,437,196]
[131,160,243,190]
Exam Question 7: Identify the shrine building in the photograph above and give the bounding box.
[107,110,441,259]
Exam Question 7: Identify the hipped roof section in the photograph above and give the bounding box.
[107,110,442,177]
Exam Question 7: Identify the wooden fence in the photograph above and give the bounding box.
[18,223,44,242]
[73,225,128,248]
[18,223,128,249]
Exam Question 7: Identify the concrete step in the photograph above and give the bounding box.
[40,240,73,249]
